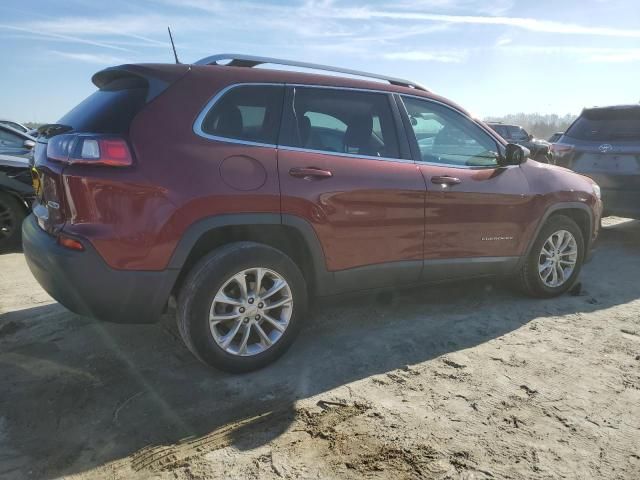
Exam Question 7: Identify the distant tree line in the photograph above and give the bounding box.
[484,113,577,140]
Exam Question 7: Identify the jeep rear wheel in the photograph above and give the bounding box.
[177,242,307,373]
[517,215,585,298]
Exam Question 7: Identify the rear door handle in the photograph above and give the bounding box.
[431,175,461,186]
[289,167,333,179]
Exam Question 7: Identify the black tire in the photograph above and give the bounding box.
[517,215,585,298]
[0,191,26,252]
[176,241,308,373]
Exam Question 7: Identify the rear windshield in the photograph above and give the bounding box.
[58,77,147,134]
[566,108,640,141]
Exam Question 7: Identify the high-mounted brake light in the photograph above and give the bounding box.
[47,134,133,167]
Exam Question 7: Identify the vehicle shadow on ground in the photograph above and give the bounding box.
[0,245,22,255]
[0,220,638,479]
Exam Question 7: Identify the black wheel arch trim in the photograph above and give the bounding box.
[167,213,334,296]
[524,201,594,259]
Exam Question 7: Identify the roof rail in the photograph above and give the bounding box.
[194,53,429,92]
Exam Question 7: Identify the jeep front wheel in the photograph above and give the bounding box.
[517,214,585,298]
[177,242,307,373]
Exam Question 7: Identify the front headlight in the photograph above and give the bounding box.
[592,183,601,200]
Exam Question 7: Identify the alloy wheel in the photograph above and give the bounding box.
[538,229,578,288]
[209,267,293,356]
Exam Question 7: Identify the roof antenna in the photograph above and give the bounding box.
[167,26,180,64]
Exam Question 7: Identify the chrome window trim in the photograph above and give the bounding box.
[193,82,414,164]
[397,94,508,170]
[278,145,415,164]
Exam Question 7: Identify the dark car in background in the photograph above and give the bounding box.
[0,119,29,134]
[487,122,552,163]
[552,105,640,219]
[0,124,35,249]
[548,132,564,143]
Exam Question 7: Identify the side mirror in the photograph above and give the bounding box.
[528,133,534,141]
[500,143,529,166]
[24,139,36,150]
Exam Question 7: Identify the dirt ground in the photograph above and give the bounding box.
[1,218,639,480]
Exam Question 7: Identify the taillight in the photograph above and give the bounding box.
[550,143,574,155]
[550,143,574,166]
[58,233,85,251]
[47,134,133,167]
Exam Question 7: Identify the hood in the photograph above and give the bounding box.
[528,158,598,186]
[531,137,550,147]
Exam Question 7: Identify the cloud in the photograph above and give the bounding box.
[335,9,640,38]
[24,16,172,46]
[0,24,132,51]
[495,35,512,47]
[383,50,467,63]
[587,50,640,63]
[157,0,640,41]
[5,0,640,71]
[498,45,640,63]
[48,50,133,65]
[392,0,514,16]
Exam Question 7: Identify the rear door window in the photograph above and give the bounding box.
[566,109,640,141]
[281,87,401,159]
[200,85,285,145]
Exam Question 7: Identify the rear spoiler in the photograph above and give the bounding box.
[91,64,191,103]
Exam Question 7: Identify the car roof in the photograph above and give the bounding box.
[117,61,472,118]
[584,104,640,111]
[0,123,31,137]
[0,119,28,130]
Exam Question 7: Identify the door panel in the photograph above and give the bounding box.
[278,86,425,277]
[419,163,531,259]
[399,94,533,262]
[279,149,425,272]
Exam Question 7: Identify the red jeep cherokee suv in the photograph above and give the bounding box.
[23,55,602,372]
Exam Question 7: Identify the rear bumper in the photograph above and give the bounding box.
[22,215,177,323]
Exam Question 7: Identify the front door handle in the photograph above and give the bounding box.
[289,167,333,179]
[431,175,461,186]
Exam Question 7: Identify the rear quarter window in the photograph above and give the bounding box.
[199,85,285,145]
[58,77,147,134]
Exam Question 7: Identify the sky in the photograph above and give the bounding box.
[1,0,639,123]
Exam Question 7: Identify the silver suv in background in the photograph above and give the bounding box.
[551,105,640,220]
